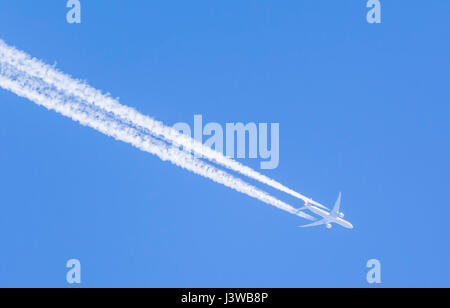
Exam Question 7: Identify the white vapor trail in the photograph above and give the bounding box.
[0,41,314,221]
[0,39,327,209]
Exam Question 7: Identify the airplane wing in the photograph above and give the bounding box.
[331,192,342,217]
[298,219,327,228]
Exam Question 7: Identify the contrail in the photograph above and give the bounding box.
[0,46,314,221]
[0,39,327,209]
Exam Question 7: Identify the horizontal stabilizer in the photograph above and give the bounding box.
[308,199,329,211]
[297,211,316,221]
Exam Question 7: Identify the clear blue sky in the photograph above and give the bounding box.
[0,1,449,287]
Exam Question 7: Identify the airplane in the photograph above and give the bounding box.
[297,192,354,229]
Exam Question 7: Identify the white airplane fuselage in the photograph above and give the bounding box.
[307,205,354,229]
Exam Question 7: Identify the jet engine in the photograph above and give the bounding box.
[339,213,344,218]
[326,223,332,229]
